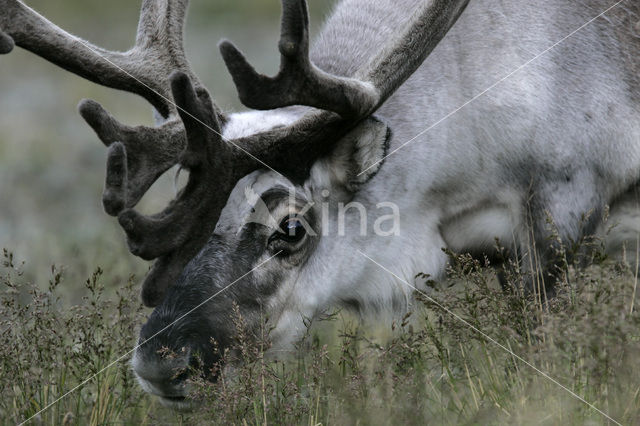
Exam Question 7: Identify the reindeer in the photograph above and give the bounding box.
[2,0,639,407]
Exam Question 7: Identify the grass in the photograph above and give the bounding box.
[1,233,639,425]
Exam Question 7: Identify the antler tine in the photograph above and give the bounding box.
[219,0,378,118]
[78,100,186,214]
[0,29,13,54]
[0,0,206,119]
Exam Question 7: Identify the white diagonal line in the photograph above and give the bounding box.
[358,0,627,177]
[357,250,622,425]
[18,251,282,426]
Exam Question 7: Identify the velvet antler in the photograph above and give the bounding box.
[1,0,469,306]
[219,0,379,118]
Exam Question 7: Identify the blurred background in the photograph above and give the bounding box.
[0,0,333,302]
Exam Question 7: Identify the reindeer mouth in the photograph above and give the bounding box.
[158,395,193,411]
[163,395,186,402]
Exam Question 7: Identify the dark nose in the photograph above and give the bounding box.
[132,344,192,399]
[135,290,226,398]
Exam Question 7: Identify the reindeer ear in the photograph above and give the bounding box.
[324,116,391,192]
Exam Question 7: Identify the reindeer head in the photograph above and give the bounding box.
[1,0,469,407]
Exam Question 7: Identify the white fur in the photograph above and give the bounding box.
[222,109,302,140]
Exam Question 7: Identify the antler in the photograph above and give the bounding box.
[0,0,221,305]
[1,0,469,307]
[356,0,471,108]
[0,0,202,118]
[219,0,378,118]
[78,101,186,212]
[0,0,211,212]
[219,0,470,120]
[105,72,256,304]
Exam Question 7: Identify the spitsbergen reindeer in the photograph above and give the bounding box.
[1,0,639,406]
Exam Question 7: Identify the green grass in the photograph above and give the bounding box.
[1,241,639,425]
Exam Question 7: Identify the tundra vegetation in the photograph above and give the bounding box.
[1,0,639,424]
[1,235,639,424]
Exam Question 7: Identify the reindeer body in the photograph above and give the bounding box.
[217,0,640,339]
[3,0,639,407]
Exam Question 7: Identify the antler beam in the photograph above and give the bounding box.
[357,0,471,110]
[219,0,469,120]
[0,0,202,118]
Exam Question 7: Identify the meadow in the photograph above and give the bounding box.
[1,1,639,424]
[2,241,639,424]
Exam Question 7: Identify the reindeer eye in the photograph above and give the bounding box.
[275,216,307,243]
